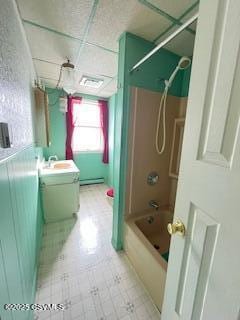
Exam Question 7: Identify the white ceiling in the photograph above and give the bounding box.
[16,0,199,98]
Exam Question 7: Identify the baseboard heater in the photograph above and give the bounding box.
[80,177,104,186]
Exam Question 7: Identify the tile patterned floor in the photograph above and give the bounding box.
[35,184,161,320]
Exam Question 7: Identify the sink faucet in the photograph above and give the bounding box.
[149,200,159,210]
[48,155,58,167]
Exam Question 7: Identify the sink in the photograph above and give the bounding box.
[53,162,71,169]
[40,160,79,176]
[42,161,72,170]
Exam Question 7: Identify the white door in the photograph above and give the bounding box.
[162,0,240,319]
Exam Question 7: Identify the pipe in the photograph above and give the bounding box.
[130,12,198,73]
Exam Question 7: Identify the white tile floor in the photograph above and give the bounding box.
[34,184,161,320]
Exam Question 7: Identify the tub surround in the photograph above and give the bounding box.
[126,87,187,216]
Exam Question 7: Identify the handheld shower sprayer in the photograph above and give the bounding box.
[155,56,191,155]
[164,56,191,88]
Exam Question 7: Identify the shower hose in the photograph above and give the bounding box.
[155,86,169,155]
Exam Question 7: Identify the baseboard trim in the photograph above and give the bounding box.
[80,178,104,185]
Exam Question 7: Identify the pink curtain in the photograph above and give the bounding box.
[98,100,109,164]
[65,96,82,160]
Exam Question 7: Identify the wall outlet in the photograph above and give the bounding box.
[0,122,11,148]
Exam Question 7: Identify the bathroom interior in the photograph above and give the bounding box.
[2,0,238,319]
[0,1,196,319]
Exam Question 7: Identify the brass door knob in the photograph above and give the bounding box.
[167,219,185,236]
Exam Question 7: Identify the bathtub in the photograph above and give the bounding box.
[124,209,173,310]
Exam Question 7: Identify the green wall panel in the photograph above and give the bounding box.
[108,94,117,187]
[125,33,188,97]
[0,146,43,320]
[74,152,108,182]
[0,241,13,320]
[0,163,25,320]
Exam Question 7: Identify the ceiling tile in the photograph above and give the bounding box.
[153,2,198,44]
[189,20,197,31]
[39,69,114,98]
[41,78,58,88]
[98,78,117,95]
[98,78,118,98]
[18,0,198,94]
[34,59,60,81]
[159,29,195,57]
[37,70,115,98]
[87,0,171,52]
[17,0,94,39]
[23,23,80,65]
[98,90,114,98]
[155,2,198,57]
[145,0,197,19]
[180,4,199,31]
[77,43,118,78]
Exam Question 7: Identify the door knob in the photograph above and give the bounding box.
[167,219,185,236]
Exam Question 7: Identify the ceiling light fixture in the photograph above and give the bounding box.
[57,59,76,95]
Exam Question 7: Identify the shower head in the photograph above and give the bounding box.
[178,56,191,69]
[165,56,191,88]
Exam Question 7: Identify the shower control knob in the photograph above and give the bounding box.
[167,219,185,236]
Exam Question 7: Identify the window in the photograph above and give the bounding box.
[72,100,103,152]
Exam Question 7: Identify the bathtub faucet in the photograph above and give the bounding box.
[149,200,159,210]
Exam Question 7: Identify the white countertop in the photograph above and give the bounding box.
[39,160,80,177]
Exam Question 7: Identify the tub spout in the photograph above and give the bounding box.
[149,200,159,210]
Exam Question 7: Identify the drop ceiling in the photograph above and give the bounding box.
[16,0,199,98]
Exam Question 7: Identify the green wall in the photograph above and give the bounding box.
[112,32,190,249]
[181,66,192,97]
[44,89,110,184]
[0,147,43,320]
[125,33,188,97]
[108,94,117,187]
[74,152,108,183]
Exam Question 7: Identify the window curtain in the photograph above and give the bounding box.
[98,100,109,164]
[65,96,82,160]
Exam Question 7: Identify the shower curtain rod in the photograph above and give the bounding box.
[130,12,199,73]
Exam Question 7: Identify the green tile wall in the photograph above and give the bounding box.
[0,146,43,320]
